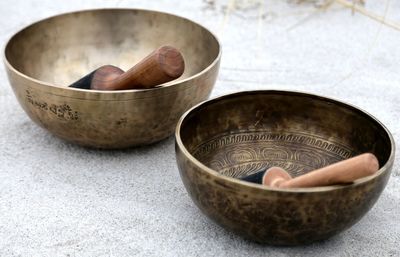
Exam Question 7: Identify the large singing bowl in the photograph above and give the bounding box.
[4,9,220,148]
[175,90,395,245]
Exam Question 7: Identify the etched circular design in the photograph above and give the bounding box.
[193,131,354,178]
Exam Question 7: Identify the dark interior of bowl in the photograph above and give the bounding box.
[179,91,392,179]
[5,9,219,86]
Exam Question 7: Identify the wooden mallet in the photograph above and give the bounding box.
[69,45,185,90]
[240,153,379,188]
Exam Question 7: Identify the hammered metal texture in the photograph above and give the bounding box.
[175,91,394,245]
[4,9,221,148]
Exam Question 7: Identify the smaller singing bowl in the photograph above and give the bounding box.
[4,9,220,148]
[175,90,395,245]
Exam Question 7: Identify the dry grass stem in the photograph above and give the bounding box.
[335,0,400,31]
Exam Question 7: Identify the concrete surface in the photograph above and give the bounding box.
[1,0,399,256]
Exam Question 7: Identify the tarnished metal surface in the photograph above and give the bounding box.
[175,90,395,245]
[4,9,221,148]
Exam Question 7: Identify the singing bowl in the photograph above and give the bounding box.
[4,9,220,148]
[175,90,395,245]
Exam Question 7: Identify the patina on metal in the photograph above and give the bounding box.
[175,90,395,245]
[4,9,221,148]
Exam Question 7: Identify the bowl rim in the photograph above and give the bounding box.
[175,90,396,193]
[3,8,221,94]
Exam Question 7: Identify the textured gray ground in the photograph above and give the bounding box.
[0,0,399,256]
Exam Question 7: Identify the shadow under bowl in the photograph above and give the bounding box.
[175,90,394,245]
[4,8,220,148]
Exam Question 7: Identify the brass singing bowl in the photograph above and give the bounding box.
[4,9,220,148]
[175,90,395,245]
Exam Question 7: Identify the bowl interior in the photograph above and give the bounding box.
[179,91,392,179]
[5,9,219,86]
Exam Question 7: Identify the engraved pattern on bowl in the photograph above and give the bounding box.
[192,131,354,178]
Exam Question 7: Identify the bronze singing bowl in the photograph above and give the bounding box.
[4,9,220,148]
[175,90,395,245]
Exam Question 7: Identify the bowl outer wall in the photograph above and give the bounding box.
[6,60,220,148]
